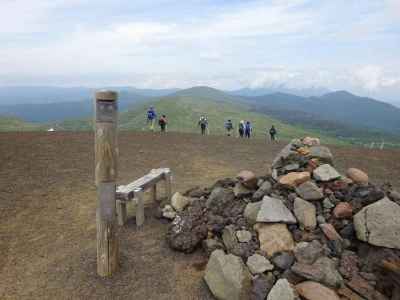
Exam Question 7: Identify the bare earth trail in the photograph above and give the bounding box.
[0,132,399,299]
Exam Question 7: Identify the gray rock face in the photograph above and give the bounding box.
[244,201,262,225]
[256,196,297,224]
[353,197,400,249]
[309,146,333,164]
[234,182,253,198]
[206,187,235,213]
[283,163,300,172]
[251,273,276,300]
[253,181,272,200]
[236,230,252,243]
[171,192,190,212]
[294,240,324,265]
[293,198,316,230]
[295,181,324,200]
[313,164,341,182]
[204,250,252,300]
[166,200,208,253]
[246,254,274,274]
[202,238,225,256]
[267,279,297,300]
[222,225,238,252]
[162,205,176,220]
[323,198,335,209]
[292,257,343,288]
[272,142,297,168]
[271,252,295,270]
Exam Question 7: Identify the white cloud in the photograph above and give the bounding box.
[0,0,400,103]
[352,65,400,91]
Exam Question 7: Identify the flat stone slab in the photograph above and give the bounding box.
[313,164,341,182]
[256,196,297,224]
[353,197,400,249]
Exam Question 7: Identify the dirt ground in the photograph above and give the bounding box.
[1,132,399,300]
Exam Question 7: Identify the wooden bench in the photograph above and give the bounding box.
[116,168,172,227]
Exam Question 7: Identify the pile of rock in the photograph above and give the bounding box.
[161,137,400,300]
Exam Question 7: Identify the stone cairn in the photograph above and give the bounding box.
[159,137,400,300]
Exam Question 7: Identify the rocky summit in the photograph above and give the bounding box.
[161,137,400,299]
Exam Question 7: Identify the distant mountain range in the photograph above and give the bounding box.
[238,90,400,135]
[230,86,331,97]
[56,86,343,144]
[0,85,399,146]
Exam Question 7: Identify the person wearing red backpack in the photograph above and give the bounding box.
[158,115,168,133]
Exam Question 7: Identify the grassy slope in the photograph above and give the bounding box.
[58,94,342,144]
[118,94,344,144]
[0,117,43,132]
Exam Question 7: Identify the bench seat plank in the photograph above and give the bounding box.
[116,168,170,201]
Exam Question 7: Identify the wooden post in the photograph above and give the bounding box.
[165,171,172,202]
[116,200,127,226]
[95,90,119,277]
[135,188,145,227]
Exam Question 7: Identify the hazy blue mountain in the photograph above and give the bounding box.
[230,86,331,97]
[241,90,400,134]
[0,85,179,105]
[0,90,148,122]
[1,85,399,138]
[0,86,93,105]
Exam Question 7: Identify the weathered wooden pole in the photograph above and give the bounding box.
[95,90,119,277]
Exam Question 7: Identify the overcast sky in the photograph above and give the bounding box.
[1,0,400,102]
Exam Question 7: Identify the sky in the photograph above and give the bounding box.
[1,0,400,103]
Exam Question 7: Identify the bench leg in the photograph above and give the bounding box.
[165,172,172,202]
[135,189,145,227]
[116,200,127,226]
[151,184,157,202]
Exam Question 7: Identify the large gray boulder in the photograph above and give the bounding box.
[256,196,297,224]
[272,141,298,168]
[293,197,317,230]
[313,164,341,182]
[246,253,274,274]
[353,197,400,249]
[309,146,333,164]
[267,279,297,300]
[292,257,343,288]
[171,192,190,212]
[244,201,262,225]
[253,181,272,200]
[204,250,252,300]
[295,181,324,200]
[206,187,235,214]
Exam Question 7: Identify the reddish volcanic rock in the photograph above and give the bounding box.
[333,202,353,218]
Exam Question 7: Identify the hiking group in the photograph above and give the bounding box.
[146,107,277,141]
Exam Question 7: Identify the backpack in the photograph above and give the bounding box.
[159,118,166,126]
[147,110,155,120]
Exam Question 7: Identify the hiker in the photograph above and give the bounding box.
[198,116,208,135]
[238,120,245,138]
[269,125,277,141]
[225,119,233,136]
[159,115,168,133]
[146,106,157,131]
[244,121,252,138]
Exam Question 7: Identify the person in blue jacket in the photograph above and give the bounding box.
[245,121,252,138]
[147,106,157,131]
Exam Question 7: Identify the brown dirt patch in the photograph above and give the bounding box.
[0,132,399,299]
